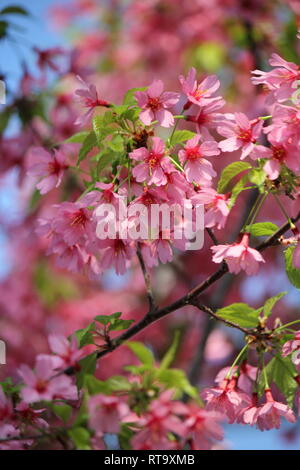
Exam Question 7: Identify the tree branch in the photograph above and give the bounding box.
[136,243,156,312]
[61,211,300,375]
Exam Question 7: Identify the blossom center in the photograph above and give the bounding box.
[147,97,162,111]
[146,151,163,168]
[185,146,201,161]
[238,128,254,143]
[272,146,286,162]
[70,209,89,227]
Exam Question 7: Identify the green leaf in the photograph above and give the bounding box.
[76,353,97,388]
[64,131,89,143]
[245,222,279,237]
[127,342,155,366]
[77,131,97,165]
[259,355,297,407]
[94,312,122,325]
[262,292,287,319]
[216,303,263,328]
[123,87,147,105]
[84,375,111,395]
[107,375,132,392]
[248,168,266,187]
[108,319,134,331]
[228,173,249,209]
[0,108,12,134]
[95,151,115,175]
[74,322,95,347]
[157,369,198,398]
[169,130,195,147]
[159,330,181,370]
[217,161,251,193]
[68,427,91,450]
[52,404,72,423]
[1,6,29,16]
[284,247,300,289]
[108,134,124,153]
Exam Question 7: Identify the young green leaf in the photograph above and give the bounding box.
[217,161,251,193]
[284,247,300,289]
[127,341,155,366]
[64,131,89,144]
[262,292,287,319]
[159,330,181,370]
[169,130,195,147]
[68,427,91,450]
[77,131,97,165]
[259,355,297,407]
[216,303,263,328]
[245,222,279,237]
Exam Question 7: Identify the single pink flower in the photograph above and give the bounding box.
[130,137,173,186]
[88,394,131,435]
[179,68,221,108]
[51,201,94,246]
[218,113,263,160]
[186,97,225,136]
[75,76,110,126]
[178,134,219,184]
[19,356,78,404]
[131,390,188,450]
[201,378,251,424]
[135,80,179,128]
[15,402,49,429]
[211,233,265,275]
[255,389,296,431]
[27,147,68,194]
[251,139,300,180]
[185,405,224,450]
[191,187,229,229]
[99,237,135,275]
[48,334,85,370]
[252,53,300,103]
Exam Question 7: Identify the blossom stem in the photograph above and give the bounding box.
[226,344,248,379]
[169,156,184,172]
[262,356,269,389]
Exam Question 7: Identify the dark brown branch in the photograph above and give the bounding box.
[136,243,156,312]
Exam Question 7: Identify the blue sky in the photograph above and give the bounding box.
[0,0,300,450]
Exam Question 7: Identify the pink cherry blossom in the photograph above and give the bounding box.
[135,80,180,128]
[75,76,111,126]
[191,187,229,230]
[27,147,68,194]
[51,201,94,246]
[282,331,300,368]
[179,68,221,108]
[48,334,85,370]
[99,237,135,275]
[251,138,300,180]
[186,97,225,136]
[15,402,49,429]
[33,46,65,73]
[88,394,131,435]
[178,134,220,184]
[0,386,13,422]
[218,113,263,160]
[130,137,173,186]
[215,362,257,395]
[252,53,300,103]
[131,390,188,450]
[211,233,265,275]
[201,378,251,423]
[19,356,78,403]
[185,405,224,450]
[255,389,296,431]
